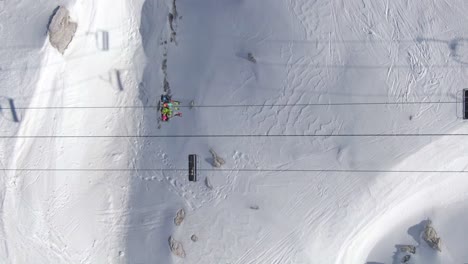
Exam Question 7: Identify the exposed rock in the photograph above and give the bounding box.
[168,13,175,32]
[171,0,178,18]
[168,236,185,258]
[161,56,171,93]
[205,176,213,189]
[402,254,411,263]
[393,244,416,264]
[48,6,77,54]
[168,0,178,44]
[398,245,416,254]
[163,78,170,92]
[191,234,198,242]
[170,31,177,43]
[422,220,442,251]
[161,58,167,71]
[174,208,185,226]
[249,205,260,210]
[209,148,225,168]
[247,52,257,63]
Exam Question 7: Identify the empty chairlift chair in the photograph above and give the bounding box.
[464,89,468,120]
[188,154,198,182]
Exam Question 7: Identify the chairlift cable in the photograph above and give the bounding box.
[1,100,459,110]
[3,168,468,174]
[0,133,467,139]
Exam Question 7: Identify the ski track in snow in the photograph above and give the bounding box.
[172,1,468,263]
[116,0,468,263]
[1,0,144,262]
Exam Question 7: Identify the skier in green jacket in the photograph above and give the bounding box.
[161,107,172,116]
[163,102,179,110]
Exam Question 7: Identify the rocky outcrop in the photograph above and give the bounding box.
[48,6,77,54]
[209,148,225,168]
[399,245,416,254]
[394,244,416,264]
[174,208,185,226]
[168,236,185,258]
[249,204,260,210]
[401,254,411,263]
[247,52,257,63]
[422,220,442,251]
[205,176,213,189]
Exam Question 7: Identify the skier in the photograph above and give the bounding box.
[161,94,171,103]
[161,106,172,116]
[159,94,182,122]
[161,94,179,103]
[163,102,179,110]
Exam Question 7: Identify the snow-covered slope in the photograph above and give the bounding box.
[1,0,468,263]
[1,0,142,262]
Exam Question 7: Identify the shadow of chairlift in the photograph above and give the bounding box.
[95,30,109,51]
[8,98,19,122]
[98,69,124,91]
[0,97,20,123]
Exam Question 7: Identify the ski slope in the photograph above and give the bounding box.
[1,0,468,263]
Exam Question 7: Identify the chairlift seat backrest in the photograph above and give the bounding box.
[464,89,468,120]
[188,154,197,182]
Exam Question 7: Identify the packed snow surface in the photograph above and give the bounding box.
[1,0,468,263]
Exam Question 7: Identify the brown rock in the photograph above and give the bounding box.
[174,208,185,226]
[422,220,442,252]
[168,236,185,258]
[48,6,77,54]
